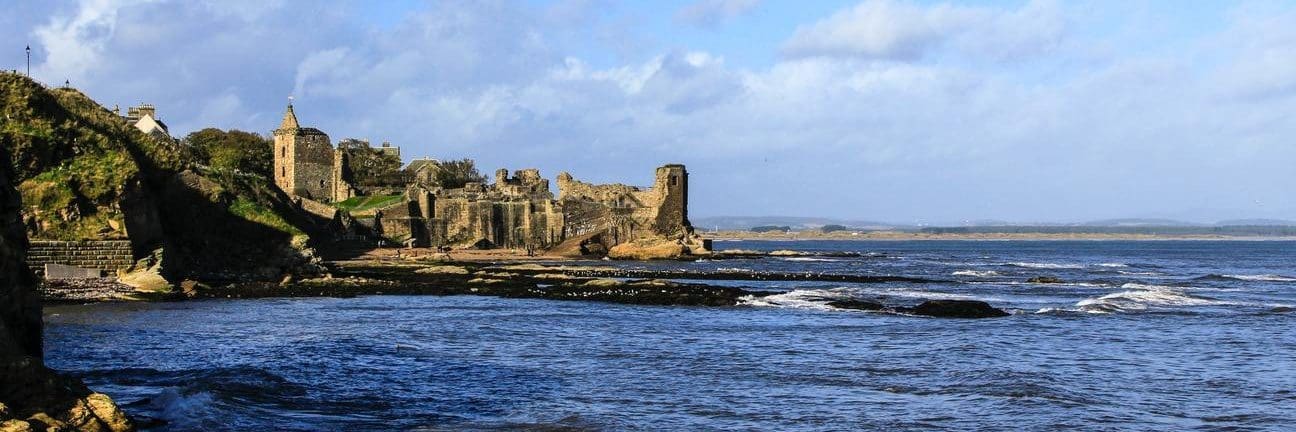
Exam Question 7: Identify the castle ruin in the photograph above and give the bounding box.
[272,103,708,255]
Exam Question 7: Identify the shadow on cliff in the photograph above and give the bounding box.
[1,139,133,431]
[150,170,323,283]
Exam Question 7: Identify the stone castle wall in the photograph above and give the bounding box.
[554,164,693,245]
[24,240,135,277]
[288,133,334,200]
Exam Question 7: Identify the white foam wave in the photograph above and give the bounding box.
[969,281,1108,288]
[740,287,993,310]
[779,257,837,262]
[1008,262,1084,269]
[1222,274,1296,282]
[1096,263,1129,268]
[1076,284,1233,313]
[150,387,216,420]
[739,289,847,310]
[952,270,1000,277]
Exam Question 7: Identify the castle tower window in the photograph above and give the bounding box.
[669,175,677,186]
[281,167,286,178]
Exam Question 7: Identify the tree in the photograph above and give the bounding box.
[337,138,402,185]
[751,225,791,233]
[821,224,849,233]
[180,128,272,177]
[434,158,487,189]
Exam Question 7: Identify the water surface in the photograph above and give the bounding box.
[45,241,1296,431]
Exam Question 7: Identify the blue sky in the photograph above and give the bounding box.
[3,0,1296,224]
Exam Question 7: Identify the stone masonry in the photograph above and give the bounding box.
[24,240,135,277]
[271,103,703,253]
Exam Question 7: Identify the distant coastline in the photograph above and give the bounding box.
[703,230,1296,241]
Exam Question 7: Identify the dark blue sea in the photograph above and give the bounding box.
[44,241,1296,431]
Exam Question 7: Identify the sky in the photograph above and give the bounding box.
[3,0,1296,224]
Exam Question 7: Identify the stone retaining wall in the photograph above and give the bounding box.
[26,240,135,277]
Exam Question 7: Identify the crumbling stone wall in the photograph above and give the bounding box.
[353,165,694,253]
[555,164,694,244]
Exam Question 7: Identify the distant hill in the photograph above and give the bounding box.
[692,216,902,231]
[702,215,1296,235]
[1079,218,1203,227]
[1215,219,1296,226]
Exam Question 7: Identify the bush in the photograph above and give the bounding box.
[434,158,487,189]
[821,224,849,233]
[337,138,403,186]
[182,128,272,176]
[751,225,791,233]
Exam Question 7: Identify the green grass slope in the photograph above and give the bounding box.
[1,72,179,240]
[0,72,323,282]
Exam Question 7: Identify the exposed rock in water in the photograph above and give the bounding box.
[607,238,688,260]
[0,141,132,430]
[899,300,1010,319]
[1027,276,1064,284]
[826,299,884,311]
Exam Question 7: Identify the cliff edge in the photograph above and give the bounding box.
[0,72,322,286]
[1,142,132,431]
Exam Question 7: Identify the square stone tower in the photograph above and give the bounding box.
[272,103,336,201]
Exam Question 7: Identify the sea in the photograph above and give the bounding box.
[43,240,1296,431]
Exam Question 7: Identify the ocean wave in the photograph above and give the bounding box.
[969,281,1108,288]
[1006,262,1085,269]
[1117,270,1163,276]
[1076,284,1229,313]
[738,289,847,310]
[740,287,990,310]
[952,270,1001,277]
[1204,274,1296,283]
[1095,263,1129,268]
[149,387,217,421]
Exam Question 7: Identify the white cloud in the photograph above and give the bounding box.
[674,0,760,28]
[12,0,1296,221]
[780,0,1064,62]
[32,0,143,83]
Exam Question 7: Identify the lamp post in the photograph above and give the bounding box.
[25,45,30,77]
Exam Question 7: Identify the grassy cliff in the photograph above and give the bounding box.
[1,74,180,240]
[0,72,322,282]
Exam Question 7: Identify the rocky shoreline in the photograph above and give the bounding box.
[74,258,1012,319]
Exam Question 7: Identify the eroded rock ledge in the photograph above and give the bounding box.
[1,146,132,431]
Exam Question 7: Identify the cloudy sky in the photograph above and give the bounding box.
[4,0,1296,224]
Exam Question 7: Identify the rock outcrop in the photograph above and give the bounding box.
[899,300,1010,319]
[1,142,132,431]
[607,238,688,260]
[826,299,884,311]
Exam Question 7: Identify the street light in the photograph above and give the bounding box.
[25,45,30,77]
